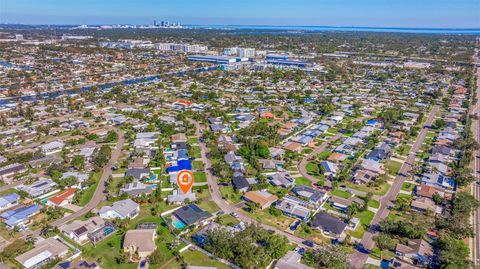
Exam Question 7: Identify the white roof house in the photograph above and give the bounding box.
[98,199,139,219]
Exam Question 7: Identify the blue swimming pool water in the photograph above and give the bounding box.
[172,218,186,229]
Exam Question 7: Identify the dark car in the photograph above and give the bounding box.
[303,240,315,247]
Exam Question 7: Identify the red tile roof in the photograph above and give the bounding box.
[49,188,76,205]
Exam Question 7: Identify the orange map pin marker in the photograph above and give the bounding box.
[177,170,194,194]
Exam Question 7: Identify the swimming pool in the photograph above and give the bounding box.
[146,184,157,190]
[172,218,186,230]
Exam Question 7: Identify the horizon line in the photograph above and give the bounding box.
[1,22,479,31]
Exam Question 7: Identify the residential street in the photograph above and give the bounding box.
[190,120,309,247]
[348,104,440,268]
[472,42,480,267]
[29,129,125,236]
[297,133,342,187]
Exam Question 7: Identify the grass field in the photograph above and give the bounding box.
[192,160,204,171]
[295,177,312,187]
[219,186,242,204]
[331,189,352,199]
[401,182,416,192]
[182,249,230,269]
[188,137,199,144]
[367,199,380,209]
[349,210,375,238]
[385,160,402,175]
[193,172,207,182]
[217,214,239,226]
[82,206,183,268]
[78,172,101,206]
[189,146,202,158]
[317,150,332,160]
[345,181,391,196]
[306,162,319,174]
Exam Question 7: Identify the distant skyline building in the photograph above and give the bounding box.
[238,48,256,58]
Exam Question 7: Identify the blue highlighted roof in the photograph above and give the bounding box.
[0,193,20,208]
[1,204,41,227]
[167,159,192,173]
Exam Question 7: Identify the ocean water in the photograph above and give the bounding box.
[187,24,480,34]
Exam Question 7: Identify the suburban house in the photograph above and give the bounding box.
[310,212,347,239]
[125,168,151,181]
[171,133,187,143]
[410,197,442,214]
[15,237,69,269]
[275,250,312,269]
[360,159,383,174]
[98,199,139,219]
[353,169,378,185]
[172,204,213,227]
[47,188,76,207]
[53,260,100,269]
[0,204,42,229]
[269,172,295,188]
[123,229,157,258]
[60,216,105,244]
[232,175,255,192]
[243,191,279,210]
[120,181,152,197]
[16,178,58,198]
[320,161,339,176]
[395,239,434,266]
[291,185,328,206]
[415,184,451,200]
[40,141,65,155]
[0,193,20,210]
[0,163,26,182]
[275,196,311,221]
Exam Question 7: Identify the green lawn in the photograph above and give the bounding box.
[385,160,402,175]
[193,172,207,183]
[317,150,332,160]
[216,214,239,226]
[306,162,319,174]
[82,205,183,269]
[395,144,412,156]
[219,186,242,204]
[189,146,202,158]
[188,137,199,144]
[344,181,391,196]
[182,249,230,269]
[326,128,338,134]
[367,199,380,209]
[349,210,375,238]
[192,160,204,171]
[330,189,352,199]
[197,200,221,213]
[78,172,101,206]
[295,177,312,187]
[401,182,416,192]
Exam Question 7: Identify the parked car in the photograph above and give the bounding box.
[303,240,315,247]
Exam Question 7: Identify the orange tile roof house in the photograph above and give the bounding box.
[283,141,302,152]
[47,188,76,207]
[261,112,275,119]
[171,133,187,143]
[243,191,278,210]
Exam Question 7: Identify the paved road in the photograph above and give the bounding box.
[472,42,480,267]
[297,133,342,187]
[0,179,28,193]
[27,129,125,237]
[189,120,309,247]
[348,104,440,268]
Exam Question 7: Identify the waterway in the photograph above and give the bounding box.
[0,65,218,107]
